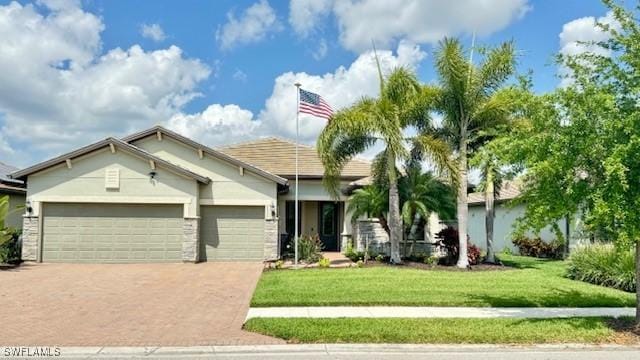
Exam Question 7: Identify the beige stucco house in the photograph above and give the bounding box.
[10,126,370,263]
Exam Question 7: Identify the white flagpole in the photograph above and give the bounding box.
[294,82,301,268]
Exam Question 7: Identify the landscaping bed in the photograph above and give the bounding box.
[244,317,640,344]
[251,255,635,307]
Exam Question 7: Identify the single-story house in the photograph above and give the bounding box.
[0,161,26,229]
[466,181,575,253]
[10,126,370,263]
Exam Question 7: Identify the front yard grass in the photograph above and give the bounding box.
[251,255,635,307]
[244,317,639,344]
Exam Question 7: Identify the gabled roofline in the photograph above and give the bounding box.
[122,126,288,185]
[9,137,211,184]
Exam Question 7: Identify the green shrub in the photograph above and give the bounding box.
[274,260,284,269]
[567,243,635,292]
[0,229,21,264]
[356,260,364,268]
[297,234,323,263]
[512,236,563,259]
[424,255,438,266]
[375,254,384,262]
[318,257,330,268]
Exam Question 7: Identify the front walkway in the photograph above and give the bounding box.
[1,262,283,346]
[246,306,634,320]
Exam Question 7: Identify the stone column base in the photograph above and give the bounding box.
[264,218,278,260]
[21,216,39,261]
[182,217,200,262]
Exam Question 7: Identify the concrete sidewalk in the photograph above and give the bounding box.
[24,344,640,359]
[246,306,634,320]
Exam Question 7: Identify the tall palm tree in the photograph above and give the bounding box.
[431,38,516,268]
[399,168,456,256]
[318,65,457,264]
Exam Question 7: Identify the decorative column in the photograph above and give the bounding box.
[21,216,39,261]
[264,218,278,260]
[182,217,200,262]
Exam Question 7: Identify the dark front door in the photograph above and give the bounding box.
[318,202,339,251]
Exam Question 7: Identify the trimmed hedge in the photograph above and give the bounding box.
[567,244,635,293]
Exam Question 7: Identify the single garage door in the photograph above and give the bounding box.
[201,206,264,261]
[42,203,183,263]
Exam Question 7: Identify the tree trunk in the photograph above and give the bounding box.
[379,215,390,235]
[485,180,495,264]
[564,215,571,259]
[636,239,640,330]
[408,213,421,256]
[388,166,402,264]
[456,136,470,268]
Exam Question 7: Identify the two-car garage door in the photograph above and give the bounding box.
[42,203,184,263]
[40,203,266,263]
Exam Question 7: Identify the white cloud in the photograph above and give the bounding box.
[168,104,258,146]
[169,41,426,153]
[232,69,248,82]
[559,11,617,57]
[289,0,530,52]
[289,0,332,37]
[558,11,619,86]
[140,23,166,42]
[312,38,328,60]
[0,1,210,165]
[216,0,282,50]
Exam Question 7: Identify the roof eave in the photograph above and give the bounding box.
[9,138,211,184]
[123,126,288,185]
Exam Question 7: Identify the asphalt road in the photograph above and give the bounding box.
[49,344,640,359]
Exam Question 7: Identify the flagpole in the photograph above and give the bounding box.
[294,82,301,268]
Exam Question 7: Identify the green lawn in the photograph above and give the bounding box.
[244,317,636,344]
[251,255,635,307]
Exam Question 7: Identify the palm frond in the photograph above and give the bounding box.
[412,134,459,191]
[317,98,379,197]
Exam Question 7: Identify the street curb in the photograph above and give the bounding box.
[46,343,640,357]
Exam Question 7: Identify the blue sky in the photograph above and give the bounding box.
[88,0,607,113]
[0,0,615,166]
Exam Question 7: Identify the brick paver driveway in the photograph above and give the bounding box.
[1,262,282,346]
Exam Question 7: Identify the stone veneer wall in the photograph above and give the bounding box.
[21,216,39,261]
[182,217,200,262]
[355,219,390,255]
[264,218,278,260]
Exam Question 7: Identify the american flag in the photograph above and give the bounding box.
[299,88,333,120]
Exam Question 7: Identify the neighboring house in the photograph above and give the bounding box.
[9,126,370,263]
[0,161,26,229]
[466,181,573,253]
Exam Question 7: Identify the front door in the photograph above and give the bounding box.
[318,202,339,251]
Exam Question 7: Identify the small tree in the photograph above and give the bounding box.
[498,0,640,324]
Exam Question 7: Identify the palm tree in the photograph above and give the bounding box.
[470,146,505,264]
[431,38,516,268]
[318,65,457,264]
[347,185,390,234]
[399,168,456,256]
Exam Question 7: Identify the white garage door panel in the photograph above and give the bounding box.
[201,206,264,261]
[42,203,183,263]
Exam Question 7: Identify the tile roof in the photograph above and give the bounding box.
[218,137,371,179]
[467,180,521,205]
[0,161,23,186]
